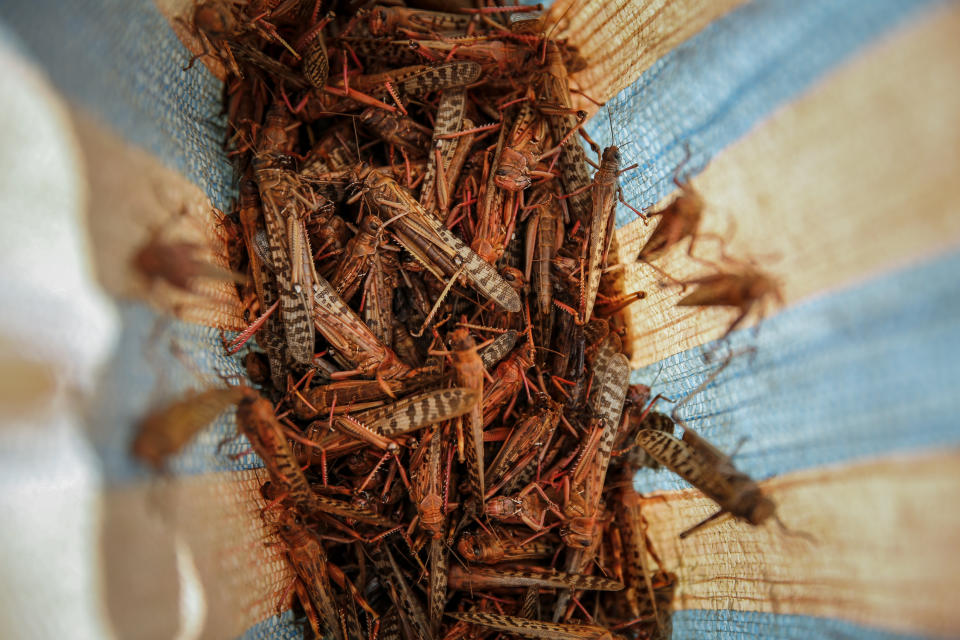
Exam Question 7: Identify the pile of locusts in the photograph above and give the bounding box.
[134,2,787,639]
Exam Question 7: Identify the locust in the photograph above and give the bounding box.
[676,262,783,339]
[330,214,381,301]
[494,97,550,193]
[349,163,522,313]
[485,484,564,533]
[262,482,397,529]
[485,394,561,495]
[540,41,592,226]
[580,146,629,324]
[611,384,675,470]
[634,354,779,538]
[363,248,399,349]
[236,392,318,513]
[132,386,252,468]
[362,6,471,38]
[410,425,450,636]
[179,0,250,77]
[527,187,564,316]
[238,392,396,529]
[413,425,445,538]
[564,335,631,545]
[447,566,623,592]
[290,378,412,421]
[444,329,487,502]
[299,121,358,202]
[353,387,479,437]
[457,528,554,564]
[637,179,705,263]
[472,114,511,264]
[311,271,412,381]
[236,174,288,386]
[482,342,535,427]
[290,386,478,463]
[132,228,247,295]
[635,426,777,538]
[451,612,627,640]
[374,545,432,640]
[419,88,468,216]
[617,489,676,635]
[254,102,322,366]
[275,511,345,640]
[328,61,482,102]
[359,107,433,152]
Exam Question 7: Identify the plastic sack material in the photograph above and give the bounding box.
[0,0,958,638]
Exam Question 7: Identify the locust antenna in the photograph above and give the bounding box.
[606,104,616,147]
[648,362,666,389]
[351,114,362,161]
[544,0,575,42]
[774,514,817,545]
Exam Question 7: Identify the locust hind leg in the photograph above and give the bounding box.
[678,508,731,539]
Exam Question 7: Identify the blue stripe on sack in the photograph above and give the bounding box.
[672,610,931,640]
[0,0,233,210]
[631,249,960,495]
[581,0,944,229]
[88,303,262,484]
[238,611,304,640]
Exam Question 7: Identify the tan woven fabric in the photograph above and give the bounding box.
[637,450,960,637]
[546,0,747,113]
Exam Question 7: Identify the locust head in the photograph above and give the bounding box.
[748,495,776,525]
[741,266,784,310]
[274,510,310,548]
[494,148,534,192]
[417,494,444,536]
[366,7,388,36]
[457,530,504,563]
[560,516,599,548]
[193,1,235,39]
[448,327,476,353]
[600,145,621,172]
[359,215,381,237]
[457,531,485,563]
[674,187,704,222]
[500,267,525,293]
[731,486,776,526]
